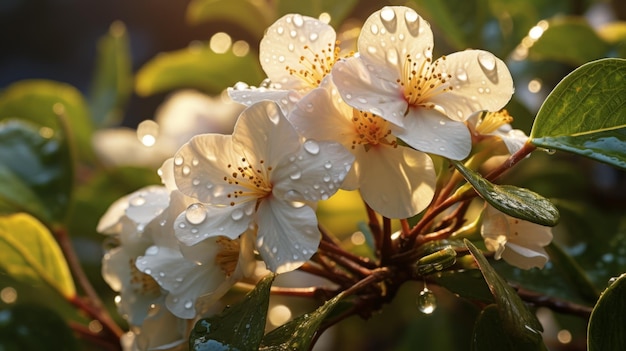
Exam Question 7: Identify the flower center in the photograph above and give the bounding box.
[215,237,241,277]
[223,157,273,206]
[398,49,453,110]
[350,110,397,150]
[476,110,513,134]
[129,258,161,297]
[285,41,343,88]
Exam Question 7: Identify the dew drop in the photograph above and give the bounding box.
[191,158,199,166]
[144,268,152,275]
[477,52,496,71]
[159,219,167,227]
[358,97,369,104]
[380,7,396,22]
[324,161,332,169]
[174,157,184,167]
[233,82,249,90]
[416,288,437,314]
[608,276,619,286]
[478,87,485,94]
[266,103,281,125]
[309,33,318,41]
[184,300,193,309]
[323,175,331,183]
[370,24,379,35]
[271,246,278,254]
[178,222,187,229]
[145,246,159,256]
[231,209,244,221]
[192,178,200,186]
[303,140,320,155]
[278,55,285,63]
[439,120,446,126]
[191,228,199,234]
[182,166,191,176]
[456,68,468,82]
[292,14,304,27]
[290,171,302,180]
[367,46,377,54]
[290,30,297,38]
[130,195,145,207]
[276,26,284,35]
[185,203,207,225]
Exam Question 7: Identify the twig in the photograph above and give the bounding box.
[485,142,536,181]
[318,240,377,269]
[515,286,593,319]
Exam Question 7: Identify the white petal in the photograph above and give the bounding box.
[233,101,300,167]
[356,145,435,218]
[98,194,131,234]
[125,186,171,226]
[507,217,553,247]
[497,128,529,155]
[431,50,514,121]
[332,57,408,127]
[260,14,336,90]
[357,6,433,79]
[228,87,300,114]
[101,248,128,292]
[174,203,253,244]
[93,128,171,168]
[501,242,549,269]
[272,140,355,202]
[132,306,188,350]
[394,108,471,160]
[256,198,320,273]
[173,134,240,204]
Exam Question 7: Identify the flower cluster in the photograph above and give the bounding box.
[98,6,554,350]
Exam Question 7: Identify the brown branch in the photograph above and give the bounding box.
[515,286,593,319]
[318,240,377,270]
[485,142,536,181]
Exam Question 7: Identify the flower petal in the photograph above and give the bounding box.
[256,198,320,273]
[174,202,253,244]
[393,108,471,160]
[228,86,300,114]
[260,14,336,90]
[501,242,549,269]
[356,145,435,218]
[430,50,514,121]
[272,139,355,202]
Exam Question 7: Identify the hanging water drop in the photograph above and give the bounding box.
[185,203,207,225]
[416,288,437,314]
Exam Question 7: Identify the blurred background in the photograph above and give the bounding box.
[0,0,625,350]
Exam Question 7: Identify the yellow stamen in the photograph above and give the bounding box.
[285,40,348,88]
[215,237,241,277]
[398,50,453,110]
[476,110,514,134]
[224,158,272,205]
[350,110,397,150]
[129,259,160,296]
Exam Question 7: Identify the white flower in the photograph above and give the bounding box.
[290,80,435,218]
[468,110,529,155]
[121,307,189,351]
[93,90,243,168]
[332,6,514,160]
[481,204,553,269]
[228,13,341,112]
[171,100,355,273]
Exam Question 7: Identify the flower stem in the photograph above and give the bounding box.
[485,142,537,181]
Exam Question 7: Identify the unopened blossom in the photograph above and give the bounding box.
[468,109,529,155]
[171,100,354,273]
[93,90,243,168]
[290,80,435,218]
[229,13,343,112]
[332,6,514,160]
[481,204,553,269]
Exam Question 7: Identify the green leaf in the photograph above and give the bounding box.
[465,240,544,347]
[545,243,600,303]
[472,304,544,351]
[0,304,77,351]
[0,79,94,161]
[190,274,275,351]
[135,44,265,97]
[0,213,76,299]
[89,21,133,127]
[452,161,560,226]
[588,273,626,351]
[276,0,358,28]
[430,269,494,303]
[530,58,626,170]
[528,17,610,66]
[259,292,345,350]
[186,0,274,41]
[0,120,73,223]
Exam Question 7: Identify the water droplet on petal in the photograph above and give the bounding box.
[290,170,302,180]
[292,14,304,27]
[439,120,446,126]
[380,7,396,22]
[185,203,207,225]
[184,300,193,309]
[182,166,191,176]
[266,103,281,125]
[145,246,159,256]
[303,140,320,155]
[309,33,318,41]
[144,268,152,275]
[477,52,496,71]
[129,195,145,207]
[271,246,278,254]
[231,208,244,221]
[456,68,468,82]
[416,288,437,314]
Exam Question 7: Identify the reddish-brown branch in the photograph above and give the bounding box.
[381,217,393,264]
[318,240,377,269]
[515,286,593,319]
[364,202,382,256]
[69,321,122,351]
[304,259,354,286]
[485,142,537,181]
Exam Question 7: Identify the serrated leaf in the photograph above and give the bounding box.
[0,304,78,351]
[528,17,610,66]
[0,79,94,161]
[89,21,133,127]
[190,274,275,351]
[135,44,265,96]
[259,292,344,350]
[186,0,274,40]
[452,161,559,226]
[276,0,358,28]
[588,273,626,351]
[0,120,73,223]
[465,240,544,346]
[530,58,626,170]
[0,213,76,299]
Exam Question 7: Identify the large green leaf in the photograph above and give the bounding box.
[430,269,494,303]
[276,0,359,28]
[588,273,626,351]
[465,240,545,347]
[89,21,133,127]
[259,292,345,350]
[472,304,538,351]
[0,304,77,351]
[0,213,76,299]
[528,17,610,67]
[189,274,275,351]
[0,79,94,161]
[0,120,73,223]
[135,44,265,96]
[452,161,559,226]
[186,0,274,41]
[530,58,626,170]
